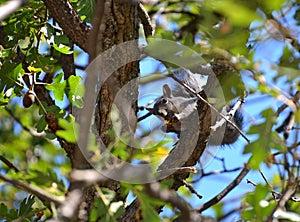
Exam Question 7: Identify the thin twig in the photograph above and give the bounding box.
[218,206,242,221]
[272,141,300,157]
[182,179,203,199]
[0,173,63,206]
[0,155,19,172]
[259,169,271,187]
[198,164,250,213]
[137,111,153,122]
[259,170,282,200]
[275,90,299,117]
[266,187,297,222]
[156,166,197,178]
[246,178,300,202]
[192,155,244,183]
[201,166,243,177]
[246,179,257,187]
[138,2,154,37]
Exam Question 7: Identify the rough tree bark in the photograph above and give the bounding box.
[83,0,140,221]
[42,0,214,221]
[43,0,139,220]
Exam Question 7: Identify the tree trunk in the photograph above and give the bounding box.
[80,0,140,221]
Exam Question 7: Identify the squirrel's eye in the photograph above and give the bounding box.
[161,98,168,104]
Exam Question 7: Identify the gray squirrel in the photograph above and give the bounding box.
[149,72,243,146]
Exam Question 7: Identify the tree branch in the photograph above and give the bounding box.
[198,164,250,213]
[88,0,105,60]
[0,0,28,21]
[42,0,91,52]
[0,173,63,206]
[69,169,108,185]
[145,182,200,222]
[0,155,19,173]
[182,179,203,199]
[138,2,154,38]
[60,185,84,221]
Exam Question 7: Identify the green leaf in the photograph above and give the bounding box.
[45,104,65,118]
[260,0,286,12]
[0,47,10,58]
[244,108,283,169]
[243,184,276,220]
[18,195,35,217]
[90,198,109,221]
[8,208,18,220]
[136,192,162,222]
[25,169,66,192]
[0,63,24,92]
[0,92,10,106]
[212,202,224,219]
[66,75,84,108]
[246,142,267,170]
[45,73,66,101]
[36,116,47,133]
[56,116,78,143]
[89,189,123,222]
[27,66,43,73]
[52,43,72,54]
[206,0,262,27]
[217,71,245,103]
[0,203,8,218]
[78,0,96,23]
[242,208,255,220]
[26,170,53,186]
[295,109,300,124]
[53,35,70,45]
[27,49,58,73]
[274,65,300,82]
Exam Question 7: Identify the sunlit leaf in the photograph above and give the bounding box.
[260,0,286,12]
[27,66,42,73]
[52,43,72,54]
[45,73,66,101]
[56,115,79,143]
[66,75,84,108]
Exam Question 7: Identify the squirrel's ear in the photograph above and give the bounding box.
[163,84,172,98]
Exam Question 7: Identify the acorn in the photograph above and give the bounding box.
[23,90,36,108]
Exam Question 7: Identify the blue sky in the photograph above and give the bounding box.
[134,8,300,218]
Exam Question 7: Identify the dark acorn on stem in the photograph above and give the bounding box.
[23,90,36,108]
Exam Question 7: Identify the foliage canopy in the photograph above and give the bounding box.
[0,0,299,221]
